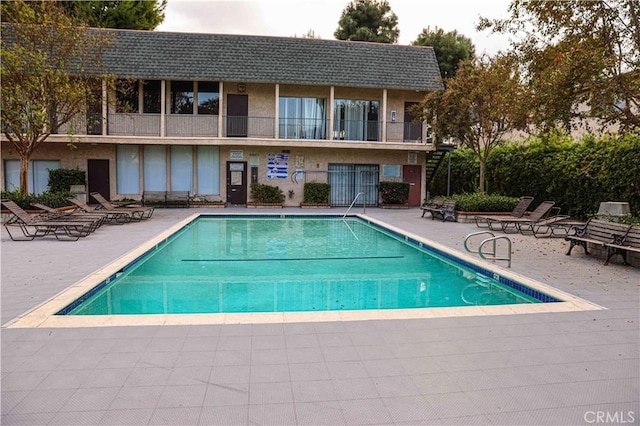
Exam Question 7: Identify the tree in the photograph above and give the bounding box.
[415,55,529,193]
[334,0,399,43]
[59,0,166,30]
[412,27,476,79]
[478,0,640,134]
[1,0,113,195]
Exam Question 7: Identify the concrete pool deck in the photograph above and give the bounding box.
[2,207,638,425]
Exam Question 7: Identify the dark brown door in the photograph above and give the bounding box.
[227,94,248,137]
[403,165,422,207]
[404,102,422,142]
[227,161,247,205]
[88,159,110,203]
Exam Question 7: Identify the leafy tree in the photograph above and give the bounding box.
[478,0,640,133]
[60,0,166,30]
[415,54,529,193]
[1,0,113,195]
[334,0,399,43]
[412,26,476,79]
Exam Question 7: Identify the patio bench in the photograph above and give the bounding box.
[142,191,190,208]
[605,225,640,265]
[142,191,167,207]
[565,218,632,264]
[424,200,457,222]
[166,191,190,208]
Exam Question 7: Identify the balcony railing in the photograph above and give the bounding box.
[108,113,161,136]
[279,118,328,139]
[53,113,429,144]
[166,115,218,137]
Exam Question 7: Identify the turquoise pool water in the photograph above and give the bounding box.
[60,216,553,315]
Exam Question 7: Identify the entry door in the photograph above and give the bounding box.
[227,94,248,137]
[226,161,247,205]
[403,164,422,207]
[87,159,110,203]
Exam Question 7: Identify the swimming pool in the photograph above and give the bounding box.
[9,213,601,328]
[57,215,557,316]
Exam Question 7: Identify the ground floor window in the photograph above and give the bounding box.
[328,163,379,206]
[116,145,140,194]
[116,145,220,196]
[3,159,60,195]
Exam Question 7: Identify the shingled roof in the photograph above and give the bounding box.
[101,29,444,91]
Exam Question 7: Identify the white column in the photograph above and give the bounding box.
[160,80,166,137]
[329,86,335,140]
[274,84,280,139]
[218,81,224,138]
[382,89,388,142]
[101,80,107,136]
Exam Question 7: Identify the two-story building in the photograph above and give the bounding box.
[1,29,443,207]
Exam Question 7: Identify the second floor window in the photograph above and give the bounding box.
[198,82,219,115]
[171,81,194,114]
[334,99,379,141]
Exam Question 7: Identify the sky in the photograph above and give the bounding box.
[156,0,514,55]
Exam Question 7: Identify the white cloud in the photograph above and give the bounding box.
[158,0,513,55]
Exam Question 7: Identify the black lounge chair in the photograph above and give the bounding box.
[30,202,106,232]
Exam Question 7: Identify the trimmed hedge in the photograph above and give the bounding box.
[48,168,85,193]
[379,181,410,204]
[449,193,521,212]
[430,133,640,218]
[250,183,285,203]
[303,182,330,204]
[1,190,72,210]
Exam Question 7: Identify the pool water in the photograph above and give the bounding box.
[62,217,546,315]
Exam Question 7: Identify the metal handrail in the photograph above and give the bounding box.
[342,192,365,219]
[464,231,512,268]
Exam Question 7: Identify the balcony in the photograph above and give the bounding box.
[53,113,429,144]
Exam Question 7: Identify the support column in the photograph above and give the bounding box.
[329,86,335,140]
[381,89,388,142]
[218,81,224,138]
[160,80,166,137]
[101,79,107,136]
[274,84,279,139]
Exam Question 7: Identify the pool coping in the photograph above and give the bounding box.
[4,212,604,328]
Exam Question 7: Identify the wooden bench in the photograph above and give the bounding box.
[565,218,632,264]
[142,191,190,208]
[605,224,640,266]
[424,200,457,222]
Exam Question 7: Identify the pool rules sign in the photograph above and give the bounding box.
[267,153,288,179]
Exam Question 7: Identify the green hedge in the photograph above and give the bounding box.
[1,190,72,210]
[450,193,521,212]
[430,133,640,218]
[48,168,85,193]
[303,182,331,204]
[250,183,285,203]
[379,181,410,204]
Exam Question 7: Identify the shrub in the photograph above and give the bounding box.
[379,181,410,204]
[450,193,520,212]
[250,183,285,203]
[303,183,330,204]
[48,168,86,193]
[1,189,72,210]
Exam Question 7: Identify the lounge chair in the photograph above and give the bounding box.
[485,201,556,233]
[1,199,93,241]
[30,202,106,232]
[67,197,133,224]
[90,192,154,220]
[530,216,587,238]
[475,196,534,228]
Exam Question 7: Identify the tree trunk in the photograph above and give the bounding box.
[19,155,31,195]
[478,158,486,193]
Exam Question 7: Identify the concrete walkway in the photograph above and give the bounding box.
[2,207,638,425]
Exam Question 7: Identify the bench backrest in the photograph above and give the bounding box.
[621,225,640,248]
[584,219,631,243]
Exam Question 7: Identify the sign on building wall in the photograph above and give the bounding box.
[267,153,289,179]
[230,150,243,160]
